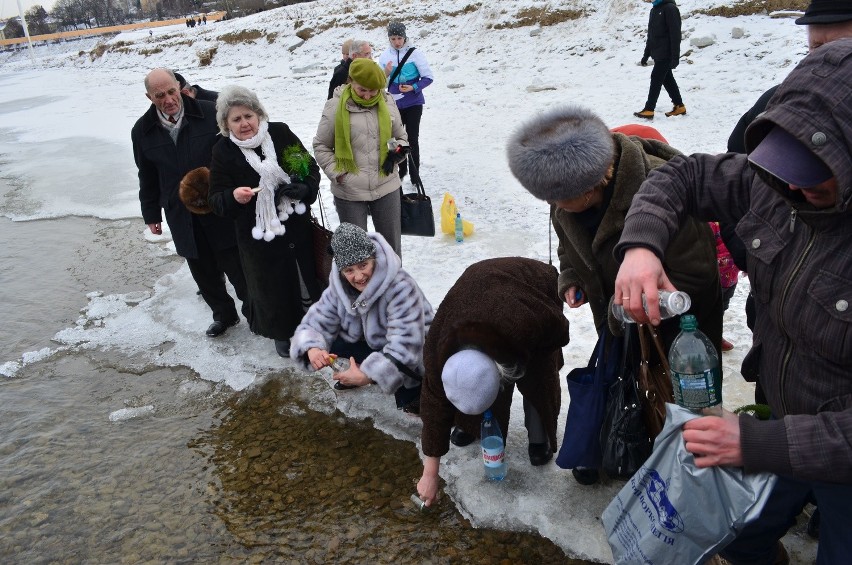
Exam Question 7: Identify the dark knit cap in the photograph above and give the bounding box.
[387,21,406,38]
[348,58,387,90]
[173,71,188,89]
[795,0,852,25]
[331,223,377,271]
[507,105,615,202]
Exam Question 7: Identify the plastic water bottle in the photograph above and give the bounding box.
[611,290,691,324]
[668,314,723,416]
[481,409,507,481]
[455,212,464,243]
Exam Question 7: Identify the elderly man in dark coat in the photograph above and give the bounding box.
[131,68,248,337]
[416,257,569,507]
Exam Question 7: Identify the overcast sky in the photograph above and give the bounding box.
[1,0,58,20]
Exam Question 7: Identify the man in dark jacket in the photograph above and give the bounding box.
[614,40,852,563]
[131,68,248,337]
[416,258,569,507]
[634,0,685,120]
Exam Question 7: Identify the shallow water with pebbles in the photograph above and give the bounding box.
[0,216,588,564]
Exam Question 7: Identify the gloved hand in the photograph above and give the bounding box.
[640,57,649,66]
[277,182,310,201]
[382,145,410,175]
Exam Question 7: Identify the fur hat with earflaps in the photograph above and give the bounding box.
[179,166,212,214]
[507,105,615,202]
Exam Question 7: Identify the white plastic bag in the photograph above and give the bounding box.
[602,404,777,565]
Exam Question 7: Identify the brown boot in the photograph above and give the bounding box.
[665,104,686,117]
[633,109,654,120]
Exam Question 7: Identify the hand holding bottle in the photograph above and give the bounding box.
[565,287,585,307]
[614,247,676,325]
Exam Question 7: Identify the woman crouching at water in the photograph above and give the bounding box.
[290,223,432,413]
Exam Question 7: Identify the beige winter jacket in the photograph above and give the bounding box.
[313,90,407,202]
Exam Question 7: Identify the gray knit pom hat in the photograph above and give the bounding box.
[331,223,377,271]
[387,20,406,38]
[507,105,615,202]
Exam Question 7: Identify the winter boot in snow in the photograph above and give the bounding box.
[665,104,687,117]
[633,109,654,120]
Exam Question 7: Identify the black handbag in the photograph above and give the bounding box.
[600,326,653,479]
[311,192,334,288]
[399,161,435,237]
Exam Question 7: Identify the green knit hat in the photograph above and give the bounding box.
[348,59,386,90]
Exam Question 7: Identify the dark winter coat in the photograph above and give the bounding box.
[615,41,852,482]
[643,0,681,68]
[328,59,351,100]
[131,95,238,259]
[552,133,723,354]
[208,122,322,340]
[420,258,569,458]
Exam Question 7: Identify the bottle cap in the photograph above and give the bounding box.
[680,314,697,331]
[483,409,492,419]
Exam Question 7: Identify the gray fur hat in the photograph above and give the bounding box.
[387,21,406,38]
[331,223,377,271]
[507,105,615,202]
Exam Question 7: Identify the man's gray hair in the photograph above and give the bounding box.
[144,68,177,92]
[349,39,372,58]
[215,85,269,136]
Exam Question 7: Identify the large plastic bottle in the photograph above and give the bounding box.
[481,409,507,481]
[668,314,723,416]
[611,290,691,324]
[455,212,464,243]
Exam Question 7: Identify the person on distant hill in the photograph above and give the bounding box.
[634,0,685,120]
[378,20,433,187]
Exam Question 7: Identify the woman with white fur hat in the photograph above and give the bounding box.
[290,223,433,412]
[416,258,569,507]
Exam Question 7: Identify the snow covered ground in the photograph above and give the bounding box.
[0,0,819,561]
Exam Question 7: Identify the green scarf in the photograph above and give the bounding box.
[334,85,392,176]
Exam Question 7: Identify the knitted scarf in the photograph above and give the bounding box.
[333,85,392,176]
[230,120,305,241]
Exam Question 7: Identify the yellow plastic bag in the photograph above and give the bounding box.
[440,193,474,236]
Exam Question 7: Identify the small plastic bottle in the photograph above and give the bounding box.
[455,212,464,243]
[481,409,507,481]
[329,355,350,373]
[668,314,723,416]
[611,290,691,324]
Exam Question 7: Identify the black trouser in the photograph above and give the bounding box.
[186,219,248,324]
[397,104,423,183]
[644,60,683,110]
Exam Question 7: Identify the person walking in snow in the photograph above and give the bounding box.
[634,0,686,120]
[290,223,432,413]
[378,20,433,187]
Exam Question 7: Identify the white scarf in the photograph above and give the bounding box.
[230,120,306,241]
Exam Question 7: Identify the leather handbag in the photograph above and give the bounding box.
[637,323,675,439]
[399,161,435,237]
[556,327,622,470]
[600,326,653,479]
[311,193,334,287]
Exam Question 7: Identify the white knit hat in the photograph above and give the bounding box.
[442,350,500,415]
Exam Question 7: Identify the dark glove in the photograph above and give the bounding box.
[277,182,310,201]
[382,146,409,175]
[640,57,649,66]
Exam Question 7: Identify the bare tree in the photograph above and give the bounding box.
[25,5,53,35]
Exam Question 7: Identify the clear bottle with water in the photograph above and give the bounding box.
[481,409,506,481]
[455,212,464,243]
[611,290,691,324]
[668,314,723,416]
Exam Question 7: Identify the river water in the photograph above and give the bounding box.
[0,216,585,563]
